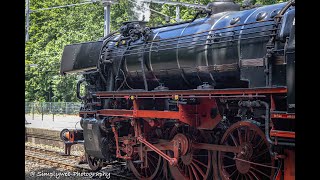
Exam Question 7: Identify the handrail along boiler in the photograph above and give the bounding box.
[60,0,295,179]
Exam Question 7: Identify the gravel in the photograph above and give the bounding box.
[25,142,84,157]
[25,142,106,180]
[25,143,133,180]
[25,158,122,180]
[25,159,90,180]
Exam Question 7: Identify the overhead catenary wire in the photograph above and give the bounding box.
[127,0,176,22]
[26,1,98,42]
[25,52,61,57]
[141,0,205,9]
[26,0,213,59]
[29,1,95,13]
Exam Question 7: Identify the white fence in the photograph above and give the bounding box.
[25,102,81,115]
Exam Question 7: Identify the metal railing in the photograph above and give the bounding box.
[25,102,81,115]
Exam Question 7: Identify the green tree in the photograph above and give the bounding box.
[25,0,104,102]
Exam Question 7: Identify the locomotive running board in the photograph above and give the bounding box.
[94,87,287,99]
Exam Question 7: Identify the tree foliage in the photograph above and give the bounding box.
[25,0,286,102]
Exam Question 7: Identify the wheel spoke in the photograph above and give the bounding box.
[129,151,161,179]
[193,158,208,168]
[253,138,264,149]
[218,121,274,180]
[223,154,235,160]
[224,163,236,169]
[230,133,239,146]
[184,164,188,176]
[251,166,270,178]
[245,127,250,142]
[249,130,257,143]
[251,148,269,160]
[235,172,240,180]
[144,167,148,177]
[188,166,194,180]
[248,170,259,180]
[229,168,238,178]
[168,128,211,180]
[191,161,205,177]
[246,172,254,180]
[190,164,200,180]
[148,153,158,161]
[237,128,243,145]
[148,156,156,169]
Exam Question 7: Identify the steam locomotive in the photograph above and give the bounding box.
[60,0,295,179]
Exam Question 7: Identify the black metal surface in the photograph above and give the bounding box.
[106,2,289,90]
[279,9,295,41]
[60,2,295,91]
[60,41,103,74]
[286,17,295,112]
[82,118,113,160]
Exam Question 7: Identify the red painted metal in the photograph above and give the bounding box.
[271,112,295,119]
[133,99,139,110]
[275,168,282,180]
[137,110,180,119]
[194,98,222,129]
[64,131,74,143]
[141,140,243,154]
[270,95,276,111]
[96,99,222,129]
[284,150,295,180]
[172,134,189,156]
[79,111,97,116]
[78,86,294,179]
[270,130,295,139]
[97,109,133,117]
[192,142,241,153]
[97,109,179,119]
[218,121,274,179]
[140,141,174,152]
[137,136,178,166]
[111,123,131,160]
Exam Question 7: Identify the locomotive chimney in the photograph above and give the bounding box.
[206,0,240,14]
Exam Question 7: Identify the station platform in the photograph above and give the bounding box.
[25,114,82,131]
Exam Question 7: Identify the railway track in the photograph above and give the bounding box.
[26,132,61,141]
[25,145,135,179]
[25,145,88,171]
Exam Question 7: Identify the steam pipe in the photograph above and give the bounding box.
[76,79,85,100]
[277,0,295,19]
[140,46,148,91]
[115,42,131,90]
[238,100,295,157]
[98,31,119,85]
[103,69,115,109]
[267,0,295,45]
[258,100,295,148]
[107,68,114,91]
